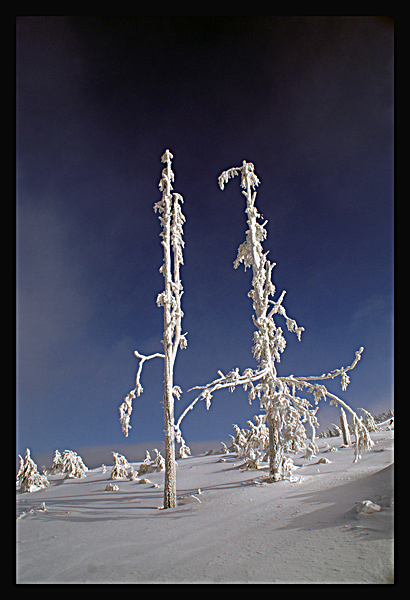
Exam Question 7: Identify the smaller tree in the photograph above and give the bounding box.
[153,448,165,471]
[358,407,379,432]
[178,160,373,480]
[17,448,49,493]
[51,449,63,473]
[230,416,269,467]
[62,450,88,479]
[138,450,152,476]
[111,452,130,480]
[178,442,191,459]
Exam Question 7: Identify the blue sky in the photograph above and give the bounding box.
[16,17,394,465]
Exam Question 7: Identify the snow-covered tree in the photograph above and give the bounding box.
[62,450,88,479]
[17,448,49,493]
[16,454,23,482]
[118,150,188,508]
[51,449,63,473]
[137,450,152,476]
[177,160,373,481]
[358,407,379,432]
[153,448,165,472]
[111,452,130,479]
[178,442,191,459]
[230,415,269,467]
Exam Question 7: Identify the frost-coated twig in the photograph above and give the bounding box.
[119,351,165,437]
[174,366,269,442]
[134,350,165,396]
[285,346,364,391]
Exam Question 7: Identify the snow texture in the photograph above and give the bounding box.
[16,431,393,584]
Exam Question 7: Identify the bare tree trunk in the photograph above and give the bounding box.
[163,370,176,508]
[340,407,351,446]
[267,414,283,481]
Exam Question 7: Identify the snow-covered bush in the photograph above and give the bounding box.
[358,408,379,432]
[16,454,23,482]
[62,450,88,479]
[153,448,165,472]
[180,160,373,481]
[136,449,166,475]
[106,483,119,492]
[51,449,63,473]
[111,452,130,480]
[17,448,49,493]
[230,415,269,468]
[128,466,138,480]
[138,450,153,476]
[178,442,191,459]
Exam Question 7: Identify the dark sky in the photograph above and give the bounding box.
[16,16,394,462]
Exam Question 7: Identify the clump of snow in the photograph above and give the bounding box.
[105,483,119,492]
[355,500,381,514]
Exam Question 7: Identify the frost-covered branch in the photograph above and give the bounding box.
[174,366,269,443]
[285,346,364,391]
[119,351,165,437]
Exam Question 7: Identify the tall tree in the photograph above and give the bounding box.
[119,149,187,508]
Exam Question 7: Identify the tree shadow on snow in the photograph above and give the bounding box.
[276,464,394,540]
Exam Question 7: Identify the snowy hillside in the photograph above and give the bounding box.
[16,430,393,584]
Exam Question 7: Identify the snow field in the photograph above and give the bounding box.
[16,431,393,584]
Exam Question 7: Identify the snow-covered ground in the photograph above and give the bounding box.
[16,430,394,584]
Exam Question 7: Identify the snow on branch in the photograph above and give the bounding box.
[119,351,165,437]
[282,347,364,393]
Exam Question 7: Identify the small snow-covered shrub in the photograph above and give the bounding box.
[51,449,63,473]
[303,440,317,460]
[17,449,49,493]
[178,442,191,459]
[62,450,88,478]
[106,483,120,492]
[16,454,23,482]
[128,466,139,481]
[111,452,130,480]
[153,448,165,471]
[138,450,153,476]
[220,441,230,455]
[358,408,379,432]
[230,415,269,467]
